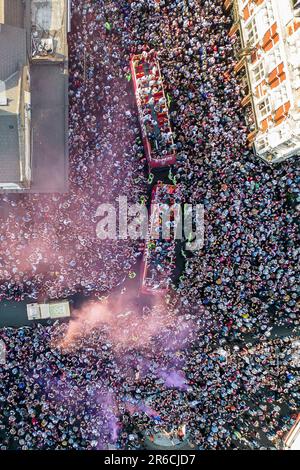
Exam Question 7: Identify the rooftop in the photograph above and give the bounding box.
[0,23,27,82]
[0,23,27,185]
[30,63,68,192]
[0,114,20,183]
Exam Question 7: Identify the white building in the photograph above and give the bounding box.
[225,0,300,163]
[0,1,31,190]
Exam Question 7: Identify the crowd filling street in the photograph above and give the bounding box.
[0,0,299,450]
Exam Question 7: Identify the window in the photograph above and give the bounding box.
[276,84,289,105]
[256,136,269,152]
[257,98,271,119]
[267,46,282,73]
[246,19,259,47]
[265,1,275,24]
[260,2,275,30]
[272,84,289,113]
[253,62,265,83]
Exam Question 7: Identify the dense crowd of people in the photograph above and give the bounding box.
[0,0,299,450]
[0,0,148,301]
[0,316,299,449]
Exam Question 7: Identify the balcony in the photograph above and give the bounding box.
[241,94,252,107]
[224,0,234,11]
[234,56,246,73]
[229,23,239,37]
[247,130,258,143]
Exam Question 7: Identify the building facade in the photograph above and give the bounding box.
[0,0,69,191]
[225,0,300,163]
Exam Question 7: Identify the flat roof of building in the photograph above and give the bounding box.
[0,23,27,82]
[30,63,68,192]
[0,23,27,184]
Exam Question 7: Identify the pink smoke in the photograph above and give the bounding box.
[51,289,196,443]
[55,290,175,352]
[158,369,188,390]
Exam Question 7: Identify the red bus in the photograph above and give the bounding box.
[130,51,177,169]
[141,183,179,294]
